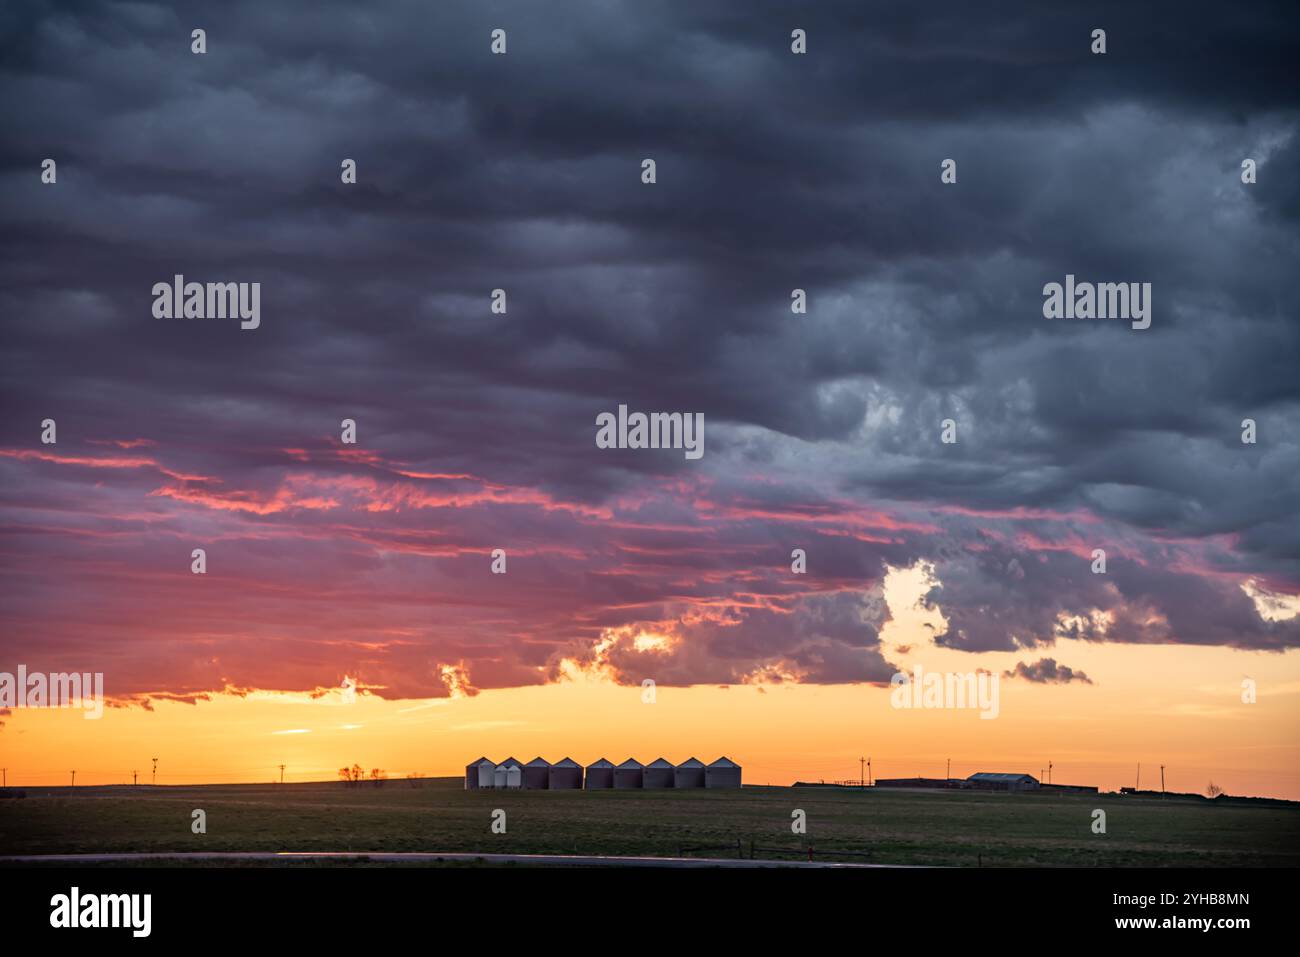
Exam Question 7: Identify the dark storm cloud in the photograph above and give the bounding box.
[0,0,1297,701]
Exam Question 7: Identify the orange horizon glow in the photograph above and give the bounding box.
[7,568,1298,800]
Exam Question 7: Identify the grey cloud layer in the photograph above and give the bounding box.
[1,0,1297,695]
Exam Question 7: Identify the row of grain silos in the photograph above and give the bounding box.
[465,756,741,790]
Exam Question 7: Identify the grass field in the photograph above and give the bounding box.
[2,778,1298,866]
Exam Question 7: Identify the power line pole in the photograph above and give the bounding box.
[2,768,5,788]
[1048,761,1053,785]
[867,757,872,787]
[1136,763,1141,790]
[132,770,138,786]
[279,764,286,785]
[152,757,158,786]
[70,770,75,787]
[1160,764,1166,796]
[947,757,951,781]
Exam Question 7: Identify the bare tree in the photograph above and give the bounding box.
[370,768,387,788]
[1206,781,1223,799]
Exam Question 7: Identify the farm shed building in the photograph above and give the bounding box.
[967,772,1039,792]
[874,777,956,790]
[1040,783,1098,795]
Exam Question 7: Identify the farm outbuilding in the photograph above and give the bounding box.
[613,758,644,789]
[967,772,1039,792]
[873,777,954,790]
[1040,782,1098,795]
[644,758,675,789]
[585,758,615,789]
[549,757,584,790]
[674,757,705,789]
[465,757,494,790]
[523,757,551,790]
[494,757,523,789]
[705,756,742,789]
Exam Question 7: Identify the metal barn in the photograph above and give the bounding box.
[673,757,705,789]
[966,772,1040,792]
[548,757,584,790]
[705,756,742,789]
[523,757,551,790]
[644,758,675,788]
[584,758,615,789]
[613,758,644,789]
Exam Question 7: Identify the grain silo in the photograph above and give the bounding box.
[613,758,644,789]
[495,757,523,789]
[705,756,742,789]
[585,758,614,789]
[644,758,675,789]
[549,757,584,790]
[465,756,494,790]
[673,757,705,789]
[523,757,551,790]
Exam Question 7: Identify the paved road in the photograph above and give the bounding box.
[0,850,913,868]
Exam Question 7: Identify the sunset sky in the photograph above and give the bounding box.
[2,1,1298,798]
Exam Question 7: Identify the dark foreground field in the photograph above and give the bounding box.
[2,778,1297,866]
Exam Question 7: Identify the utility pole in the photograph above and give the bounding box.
[70,770,75,787]
[2,768,5,788]
[132,770,138,786]
[947,758,951,781]
[1048,761,1053,785]
[279,764,286,785]
[867,758,872,787]
[152,757,158,786]
[1136,764,1141,791]
[1160,765,1166,796]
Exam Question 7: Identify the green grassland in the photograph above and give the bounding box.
[2,778,1297,866]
